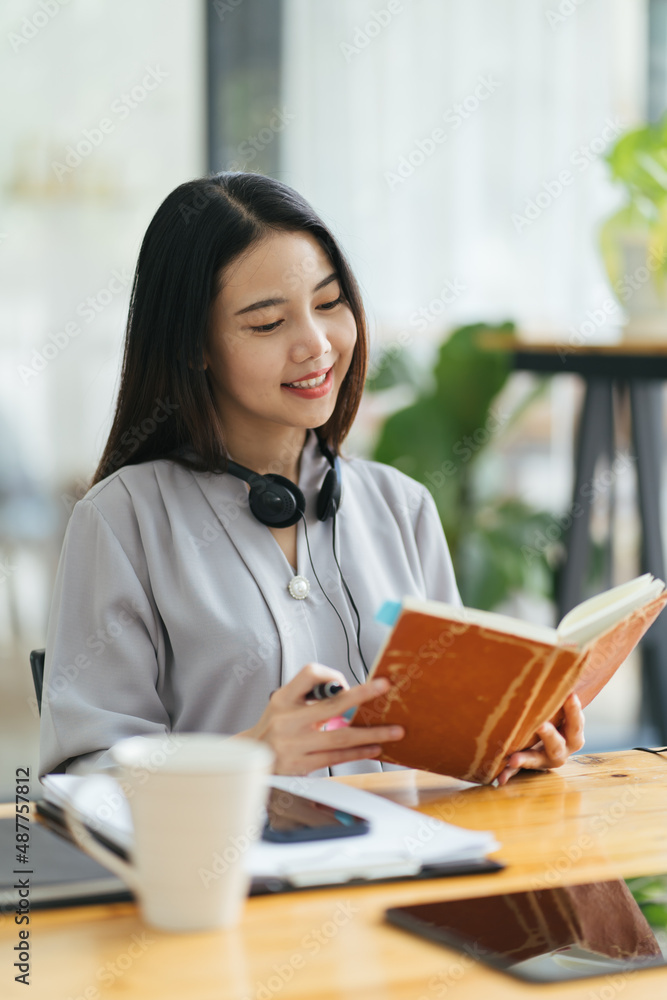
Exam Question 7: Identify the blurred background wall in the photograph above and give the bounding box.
[1,0,665,793]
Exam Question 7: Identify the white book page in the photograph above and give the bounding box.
[557,574,665,648]
[401,597,558,646]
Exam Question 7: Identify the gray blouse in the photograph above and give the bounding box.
[39,431,461,777]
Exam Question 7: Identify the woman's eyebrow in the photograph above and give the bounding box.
[312,272,338,292]
[234,272,338,316]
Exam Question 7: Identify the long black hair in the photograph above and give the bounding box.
[92,172,368,486]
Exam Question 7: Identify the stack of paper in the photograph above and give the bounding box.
[41,774,499,889]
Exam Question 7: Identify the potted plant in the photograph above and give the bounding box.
[600,115,667,340]
[366,323,558,611]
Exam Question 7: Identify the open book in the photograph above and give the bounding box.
[350,574,667,784]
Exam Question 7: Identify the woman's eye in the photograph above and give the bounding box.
[318,295,343,310]
[249,296,343,332]
[250,319,283,333]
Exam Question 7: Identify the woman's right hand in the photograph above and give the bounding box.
[240,662,404,775]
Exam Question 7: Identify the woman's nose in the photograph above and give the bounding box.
[292,316,332,362]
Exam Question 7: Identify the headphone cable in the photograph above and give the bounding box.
[301,515,364,686]
[331,514,369,677]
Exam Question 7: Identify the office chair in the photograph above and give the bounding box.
[30,648,45,714]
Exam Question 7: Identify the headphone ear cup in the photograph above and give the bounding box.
[249,474,305,528]
[317,466,342,522]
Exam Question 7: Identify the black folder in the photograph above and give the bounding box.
[0,815,132,910]
[0,803,503,912]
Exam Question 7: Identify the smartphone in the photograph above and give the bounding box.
[261,787,370,842]
[386,874,667,984]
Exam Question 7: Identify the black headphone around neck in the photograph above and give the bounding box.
[223,433,368,683]
[224,435,342,528]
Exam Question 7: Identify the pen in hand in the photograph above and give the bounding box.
[303,681,351,731]
[304,682,344,701]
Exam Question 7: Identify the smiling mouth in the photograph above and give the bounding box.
[285,372,328,389]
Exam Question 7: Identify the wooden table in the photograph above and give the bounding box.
[3,750,667,999]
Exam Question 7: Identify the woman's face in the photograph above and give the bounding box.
[205,230,357,440]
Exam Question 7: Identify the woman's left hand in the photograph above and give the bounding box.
[496,693,585,787]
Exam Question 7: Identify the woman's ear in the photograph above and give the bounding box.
[187,352,208,371]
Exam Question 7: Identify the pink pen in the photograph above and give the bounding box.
[304,681,353,731]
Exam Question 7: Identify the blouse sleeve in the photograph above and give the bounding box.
[413,485,463,607]
[38,499,171,776]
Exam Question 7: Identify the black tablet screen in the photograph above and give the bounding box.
[386,875,667,984]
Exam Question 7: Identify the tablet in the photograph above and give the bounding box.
[262,786,370,842]
[386,875,667,984]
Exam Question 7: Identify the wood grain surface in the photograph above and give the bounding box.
[476,333,667,355]
[3,750,667,999]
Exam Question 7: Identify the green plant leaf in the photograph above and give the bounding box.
[606,118,667,206]
[601,115,667,289]
[371,322,557,610]
[365,348,423,392]
[431,323,512,441]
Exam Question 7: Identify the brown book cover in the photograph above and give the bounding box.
[351,592,667,784]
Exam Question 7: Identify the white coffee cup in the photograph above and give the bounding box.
[62,733,274,932]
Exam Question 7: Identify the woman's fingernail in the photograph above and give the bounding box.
[323,715,350,730]
[389,726,404,738]
[373,678,389,691]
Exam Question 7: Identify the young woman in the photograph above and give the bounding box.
[38,172,584,783]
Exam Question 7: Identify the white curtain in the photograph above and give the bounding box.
[0,0,205,487]
[281,0,647,350]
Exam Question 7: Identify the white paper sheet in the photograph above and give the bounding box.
[41,773,499,886]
